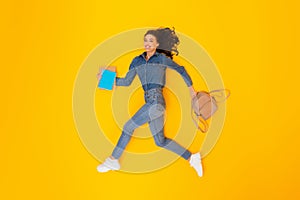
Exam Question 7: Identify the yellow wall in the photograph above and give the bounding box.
[1,1,299,199]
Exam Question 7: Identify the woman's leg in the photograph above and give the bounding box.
[149,113,192,160]
[148,112,203,177]
[111,103,152,159]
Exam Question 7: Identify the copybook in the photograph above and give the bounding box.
[98,67,116,90]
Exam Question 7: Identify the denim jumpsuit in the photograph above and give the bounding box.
[111,51,193,160]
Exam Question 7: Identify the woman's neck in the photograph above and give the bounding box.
[146,51,155,60]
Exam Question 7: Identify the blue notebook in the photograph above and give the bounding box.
[98,69,116,90]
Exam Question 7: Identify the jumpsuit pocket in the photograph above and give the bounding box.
[145,93,165,106]
[144,89,166,120]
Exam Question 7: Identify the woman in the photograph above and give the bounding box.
[97,27,203,177]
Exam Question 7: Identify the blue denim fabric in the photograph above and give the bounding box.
[111,88,192,160]
[116,51,193,91]
[112,51,192,160]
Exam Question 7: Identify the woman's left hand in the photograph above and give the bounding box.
[189,86,197,98]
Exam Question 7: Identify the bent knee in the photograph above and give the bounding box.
[155,138,170,147]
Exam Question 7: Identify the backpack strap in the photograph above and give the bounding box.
[209,89,231,103]
[191,107,209,133]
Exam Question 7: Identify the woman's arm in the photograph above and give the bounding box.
[189,85,197,98]
[163,55,197,98]
[163,55,194,88]
[115,67,136,87]
[115,58,137,87]
[97,59,137,87]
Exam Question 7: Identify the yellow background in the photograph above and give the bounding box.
[1,0,299,199]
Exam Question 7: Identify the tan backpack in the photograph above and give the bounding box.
[191,89,230,133]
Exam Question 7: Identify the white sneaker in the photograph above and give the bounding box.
[97,157,120,173]
[189,153,203,177]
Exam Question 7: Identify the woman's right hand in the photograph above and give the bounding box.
[96,67,105,81]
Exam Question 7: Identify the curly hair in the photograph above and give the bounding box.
[144,27,180,59]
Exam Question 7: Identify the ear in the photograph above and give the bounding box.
[156,43,159,47]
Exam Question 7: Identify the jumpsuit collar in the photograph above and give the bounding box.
[141,51,160,61]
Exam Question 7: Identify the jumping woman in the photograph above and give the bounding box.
[97,27,203,177]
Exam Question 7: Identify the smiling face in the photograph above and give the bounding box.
[144,34,159,53]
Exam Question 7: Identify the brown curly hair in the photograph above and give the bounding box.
[144,27,180,59]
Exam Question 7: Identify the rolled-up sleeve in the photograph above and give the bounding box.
[115,58,137,87]
[163,55,193,87]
